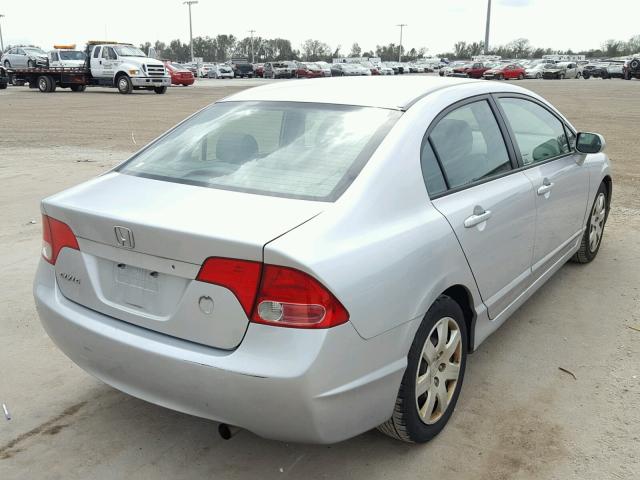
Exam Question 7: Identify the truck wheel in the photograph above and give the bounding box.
[116,75,133,94]
[48,76,57,92]
[154,86,167,94]
[37,75,52,93]
[70,85,86,92]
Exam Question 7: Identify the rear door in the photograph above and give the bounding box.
[495,95,589,278]
[90,46,104,77]
[425,97,536,318]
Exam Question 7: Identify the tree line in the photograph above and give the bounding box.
[141,34,640,63]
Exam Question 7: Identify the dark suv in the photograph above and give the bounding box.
[623,57,640,80]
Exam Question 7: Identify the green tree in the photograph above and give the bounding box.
[349,42,362,57]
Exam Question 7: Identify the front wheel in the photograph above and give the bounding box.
[28,60,35,68]
[117,75,133,94]
[536,72,542,79]
[3,60,10,69]
[378,296,467,443]
[154,86,167,94]
[572,183,609,264]
[518,73,524,80]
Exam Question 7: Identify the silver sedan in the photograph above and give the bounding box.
[34,76,611,444]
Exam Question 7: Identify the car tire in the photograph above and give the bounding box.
[70,84,86,92]
[560,74,565,80]
[536,72,542,79]
[28,60,36,68]
[4,60,11,69]
[116,75,133,94]
[572,183,609,264]
[154,86,167,94]
[377,295,467,443]
[583,73,590,79]
[518,73,524,80]
[37,75,52,93]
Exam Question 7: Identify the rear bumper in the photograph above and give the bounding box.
[131,76,171,87]
[33,261,408,443]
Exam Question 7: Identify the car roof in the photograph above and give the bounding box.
[221,76,484,110]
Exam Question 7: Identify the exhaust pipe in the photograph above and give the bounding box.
[218,423,241,440]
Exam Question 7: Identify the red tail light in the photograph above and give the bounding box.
[41,215,79,265]
[251,265,349,329]
[196,258,349,329]
[196,257,263,317]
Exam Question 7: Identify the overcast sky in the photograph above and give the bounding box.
[1,0,637,55]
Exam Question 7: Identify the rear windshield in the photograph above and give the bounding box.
[118,101,401,201]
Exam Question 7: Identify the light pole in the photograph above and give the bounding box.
[0,14,5,53]
[248,29,256,63]
[484,0,492,54]
[397,24,407,62]
[183,1,198,63]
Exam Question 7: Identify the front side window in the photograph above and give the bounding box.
[498,98,570,165]
[119,102,401,202]
[429,100,512,189]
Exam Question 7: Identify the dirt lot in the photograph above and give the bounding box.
[0,78,638,480]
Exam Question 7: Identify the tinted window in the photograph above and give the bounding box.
[498,98,570,165]
[420,141,447,197]
[430,100,511,189]
[119,102,401,202]
[93,47,101,58]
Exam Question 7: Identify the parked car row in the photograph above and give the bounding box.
[438,56,640,81]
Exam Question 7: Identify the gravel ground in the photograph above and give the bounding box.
[0,77,638,480]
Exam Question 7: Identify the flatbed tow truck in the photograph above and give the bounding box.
[6,41,171,94]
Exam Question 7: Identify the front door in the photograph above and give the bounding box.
[425,98,536,319]
[496,96,589,277]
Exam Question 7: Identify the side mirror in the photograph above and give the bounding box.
[576,132,606,154]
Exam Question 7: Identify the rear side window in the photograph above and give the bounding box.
[119,102,401,202]
[498,98,570,165]
[420,141,447,197]
[93,47,101,58]
[429,100,512,189]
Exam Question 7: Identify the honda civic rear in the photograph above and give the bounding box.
[33,97,407,443]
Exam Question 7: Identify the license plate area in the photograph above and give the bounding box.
[115,263,159,292]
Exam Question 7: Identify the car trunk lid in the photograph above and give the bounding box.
[43,172,324,349]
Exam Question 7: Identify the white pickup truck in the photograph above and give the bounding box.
[88,43,171,94]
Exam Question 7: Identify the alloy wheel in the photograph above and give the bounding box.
[589,193,607,253]
[415,316,462,425]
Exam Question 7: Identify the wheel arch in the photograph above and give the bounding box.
[113,70,130,86]
[602,175,612,211]
[441,284,477,353]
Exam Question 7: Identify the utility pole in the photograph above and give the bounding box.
[248,29,256,63]
[484,0,492,54]
[397,24,407,62]
[183,1,198,63]
[0,15,5,53]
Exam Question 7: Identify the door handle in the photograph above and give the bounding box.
[464,206,492,228]
[537,179,555,196]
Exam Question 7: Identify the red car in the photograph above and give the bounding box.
[482,63,526,80]
[294,62,324,79]
[163,61,195,86]
[254,63,264,78]
[452,62,490,79]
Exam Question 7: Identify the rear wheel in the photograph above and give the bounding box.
[536,72,542,79]
[116,75,133,94]
[572,183,608,264]
[70,84,86,92]
[154,86,167,94]
[37,75,52,93]
[518,73,524,80]
[378,296,467,443]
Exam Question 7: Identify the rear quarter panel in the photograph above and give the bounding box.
[263,85,506,340]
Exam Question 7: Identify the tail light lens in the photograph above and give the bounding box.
[41,215,79,265]
[251,265,349,329]
[196,257,262,317]
[196,258,349,329]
